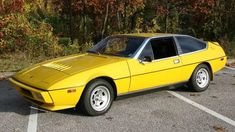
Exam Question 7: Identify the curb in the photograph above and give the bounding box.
[225,66,235,71]
[0,72,15,80]
[226,59,235,68]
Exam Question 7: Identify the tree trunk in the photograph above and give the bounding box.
[123,1,127,32]
[82,0,87,42]
[68,0,73,42]
[44,0,48,10]
[165,0,169,33]
[117,12,121,31]
[0,0,4,11]
[101,2,109,39]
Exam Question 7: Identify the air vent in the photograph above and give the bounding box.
[43,63,71,71]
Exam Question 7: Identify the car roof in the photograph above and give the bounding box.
[119,33,177,38]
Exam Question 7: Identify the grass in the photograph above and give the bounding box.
[0,53,52,72]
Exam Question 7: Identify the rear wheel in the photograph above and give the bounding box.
[188,64,211,92]
[80,79,114,116]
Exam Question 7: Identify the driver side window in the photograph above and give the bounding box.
[139,37,177,61]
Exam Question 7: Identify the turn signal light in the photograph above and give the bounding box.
[67,88,76,93]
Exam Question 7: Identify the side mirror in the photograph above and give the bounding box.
[143,56,152,62]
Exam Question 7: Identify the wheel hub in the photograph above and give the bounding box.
[196,68,209,88]
[90,86,110,111]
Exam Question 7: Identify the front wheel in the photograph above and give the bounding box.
[188,64,211,92]
[80,79,114,116]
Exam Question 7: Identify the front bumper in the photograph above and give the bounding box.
[9,78,84,111]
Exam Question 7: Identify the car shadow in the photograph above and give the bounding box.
[116,83,195,100]
[0,80,31,115]
[54,108,86,116]
[171,85,195,92]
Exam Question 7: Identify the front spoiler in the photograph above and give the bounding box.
[9,78,84,111]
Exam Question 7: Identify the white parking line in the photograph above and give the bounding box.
[30,106,48,113]
[168,91,235,127]
[225,66,235,71]
[27,107,38,132]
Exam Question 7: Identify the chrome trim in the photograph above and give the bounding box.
[178,45,208,57]
[134,35,178,60]
[173,59,180,64]
[139,55,180,64]
[133,38,151,59]
[149,34,177,39]
[173,36,183,54]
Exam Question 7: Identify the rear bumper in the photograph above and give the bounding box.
[9,78,84,111]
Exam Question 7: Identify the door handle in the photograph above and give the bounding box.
[173,59,180,64]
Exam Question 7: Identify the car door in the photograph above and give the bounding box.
[127,37,183,92]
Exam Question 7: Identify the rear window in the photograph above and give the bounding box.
[176,36,206,54]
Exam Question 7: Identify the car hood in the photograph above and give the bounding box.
[13,53,127,90]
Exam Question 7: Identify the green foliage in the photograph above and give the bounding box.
[58,37,72,46]
[0,13,63,57]
[219,37,235,58]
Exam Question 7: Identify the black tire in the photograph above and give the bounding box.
[80,79,114,116]
[188,64,211,92]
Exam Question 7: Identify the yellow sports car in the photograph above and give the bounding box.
[9,33,226,116]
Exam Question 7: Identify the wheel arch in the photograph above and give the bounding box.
[84,76,117,99]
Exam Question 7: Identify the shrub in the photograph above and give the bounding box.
[0,13,63,57]
[58,37,72,46]
[219,37,235,58]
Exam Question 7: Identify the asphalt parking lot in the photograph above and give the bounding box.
[0,68,235,132]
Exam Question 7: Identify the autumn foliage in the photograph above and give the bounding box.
[0,0,235,64]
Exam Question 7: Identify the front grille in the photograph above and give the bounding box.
[21,88,33,98]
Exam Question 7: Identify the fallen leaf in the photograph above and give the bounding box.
[106,116,113,121]
[211,96,218,98]
[211,82,216,85]
[212,125,225,132]
[0,76,6,81]
[190,93,200,96]
[167,95,175,98]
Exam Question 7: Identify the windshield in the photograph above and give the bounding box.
[87,36,145,58]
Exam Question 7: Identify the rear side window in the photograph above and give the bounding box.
[176,36,206,54]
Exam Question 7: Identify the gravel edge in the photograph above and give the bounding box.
[226,59,235,68]
[0,72,15,80]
